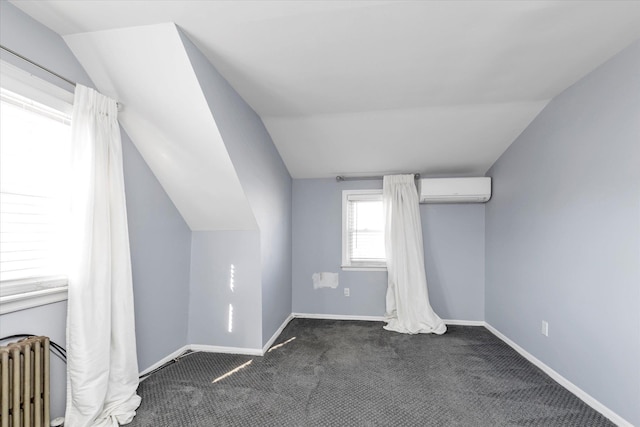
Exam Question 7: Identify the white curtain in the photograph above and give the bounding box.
[66,85,141,426]
[383,175,447,335]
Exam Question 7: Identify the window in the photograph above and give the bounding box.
[0,61,73,312]
[341,190,386,270]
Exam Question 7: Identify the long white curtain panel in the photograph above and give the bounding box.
[383,174,446,335]
[66,85,141,426]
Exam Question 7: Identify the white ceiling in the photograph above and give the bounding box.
[11,1,640,178]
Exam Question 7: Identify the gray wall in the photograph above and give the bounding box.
[0,1,193,417]
[292,178,485,321]
[188,231,262,349]
[485,40,640,425]
[179,31,293,346]
[423,203,485,320]
[122,135,192,370]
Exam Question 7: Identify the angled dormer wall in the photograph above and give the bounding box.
[178,31,293,347]
[65,23,292,351]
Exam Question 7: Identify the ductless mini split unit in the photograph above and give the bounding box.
[419,177,492,204]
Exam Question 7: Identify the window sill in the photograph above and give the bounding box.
[0,286,68,315]
[341,265,387,272]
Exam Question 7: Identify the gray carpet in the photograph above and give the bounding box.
[130,319,613,426]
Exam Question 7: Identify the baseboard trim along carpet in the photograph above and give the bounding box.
[132,319,615,426]
[139,345,190,377]
[292,312,385,322]
[140,314,297,378]
[190,344,263,356]
[139,343,262,378]
[484,322,632,427]
[292,313,485,327]
[443,319,485,326]
[138,315,629,425]
[262,313,295,354]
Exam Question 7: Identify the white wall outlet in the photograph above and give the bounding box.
[344,288,350,297]
[541,320,549,337]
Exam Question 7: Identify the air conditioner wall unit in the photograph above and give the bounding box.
[419,177,491,204]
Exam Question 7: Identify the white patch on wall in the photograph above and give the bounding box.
[312,272,339,290]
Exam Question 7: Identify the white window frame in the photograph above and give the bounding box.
[341,189,387,271]
[0,60,72,314]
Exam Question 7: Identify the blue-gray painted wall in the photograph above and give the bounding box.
[188,231,262,349]
[179,31,293,346]
[122,135,192,369]
[292,179,387,316]
[292,178,485,321]
[485,40,640,425]
[0,1,192,416]
[423,202,485,320]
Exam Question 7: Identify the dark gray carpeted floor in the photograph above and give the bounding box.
[129,319,613,426]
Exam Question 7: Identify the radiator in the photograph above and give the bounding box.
[0,337,50,427]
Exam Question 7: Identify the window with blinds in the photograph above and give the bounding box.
[0,88,71,297]
[341,190,386,269]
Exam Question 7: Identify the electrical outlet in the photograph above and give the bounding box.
[541,320,549,337]
[344,288,350,297]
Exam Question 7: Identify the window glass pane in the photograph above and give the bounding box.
[0,89,71,290]
[346,194,385,266]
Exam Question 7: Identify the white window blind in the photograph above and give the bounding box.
[342,190,386,269]
[0,88,71,297]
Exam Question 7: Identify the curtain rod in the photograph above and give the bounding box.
[1,44,76,87]
[336,173,420,182]
[1,44,124,111]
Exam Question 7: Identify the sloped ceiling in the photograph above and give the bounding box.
[11,1,640,178]
[65,23,257,231]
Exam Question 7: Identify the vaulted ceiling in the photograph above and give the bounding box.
[11,1,640,178]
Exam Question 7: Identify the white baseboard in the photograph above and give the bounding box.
[443,319,484,326]
[484,323,632,427]
[262,313,295,354]
[293,314,484,327]
[139,344,189,377]
[292,312,385,322]
[190,343,263,356]
[139,342,262,379]
[138,316,630,426]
